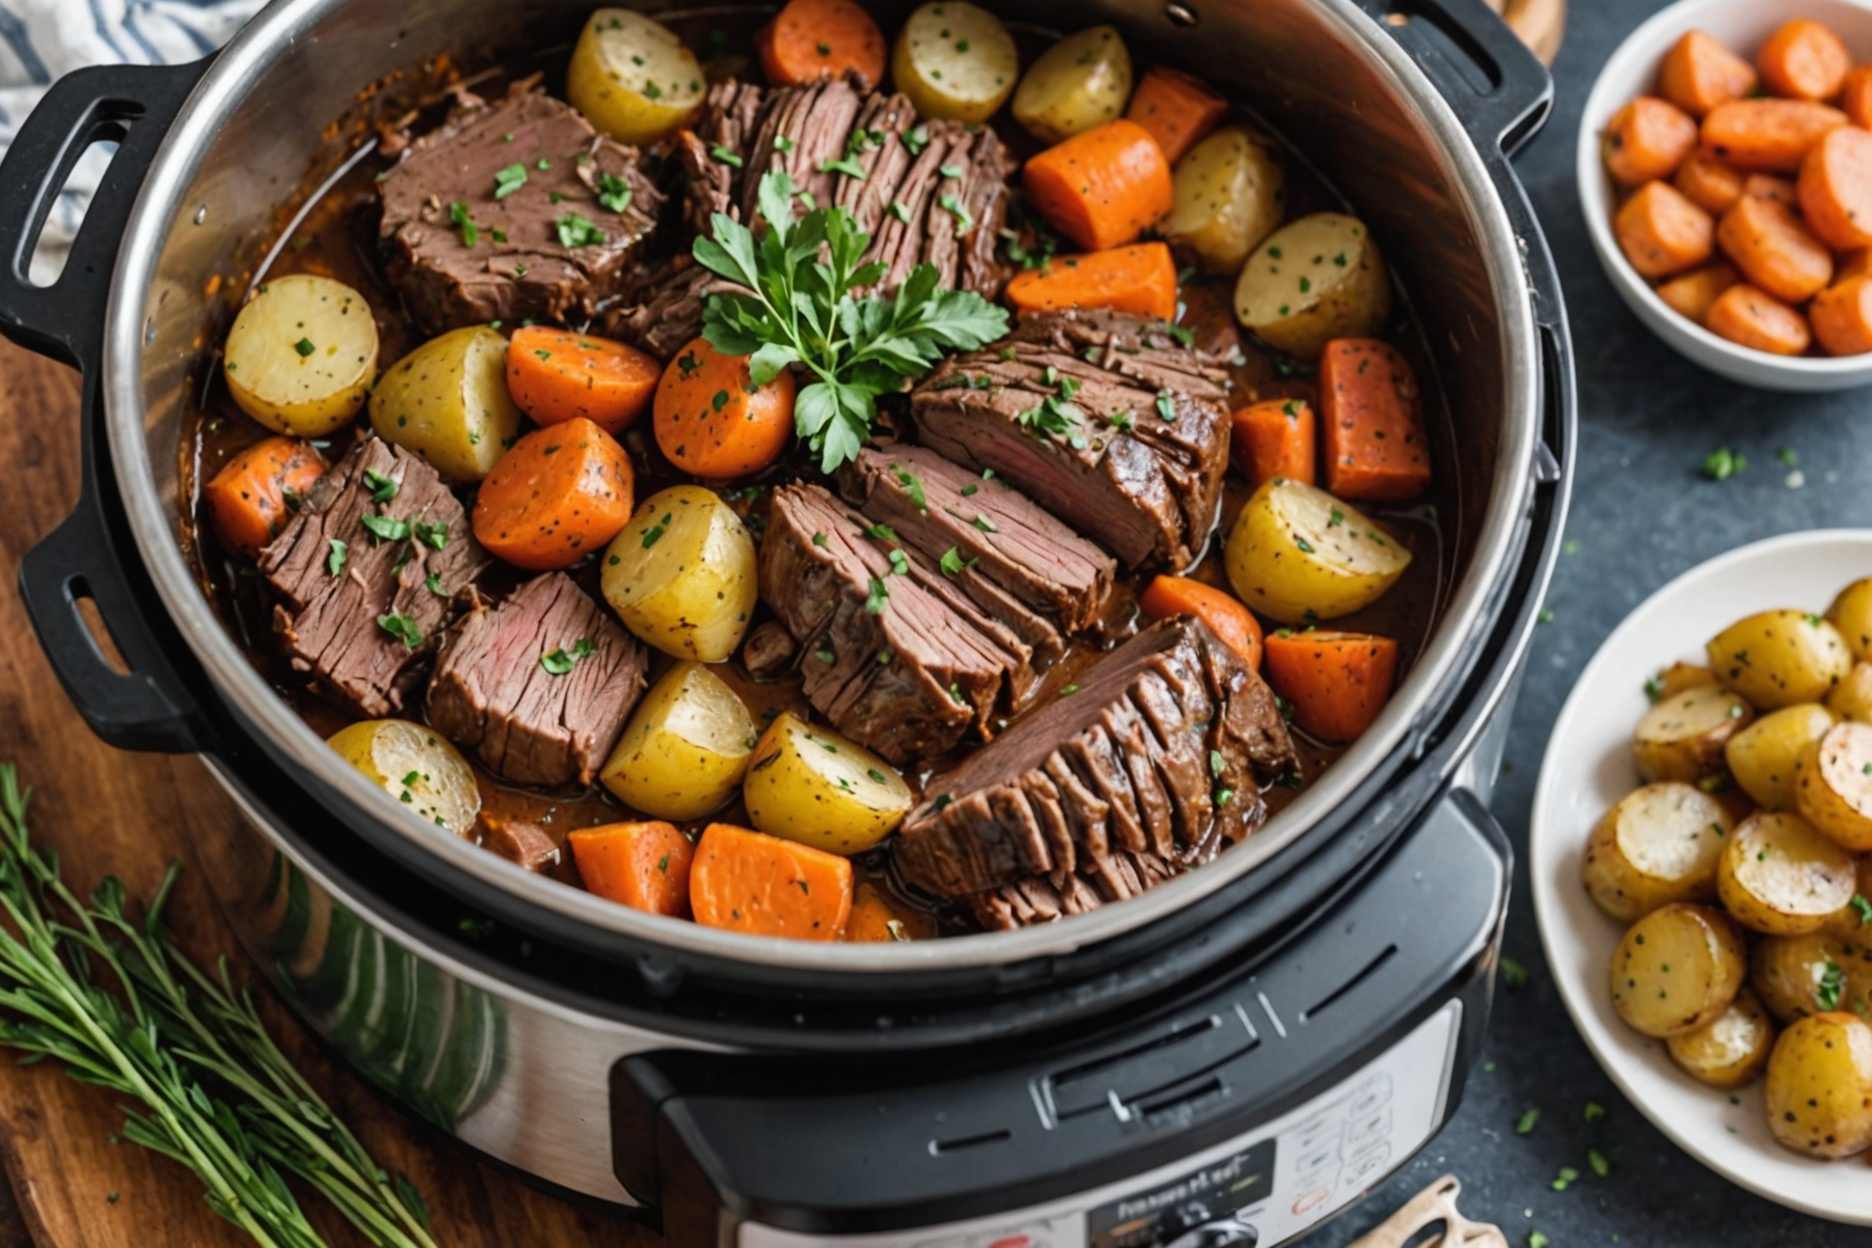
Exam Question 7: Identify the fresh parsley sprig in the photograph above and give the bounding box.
[693,169,1008,473]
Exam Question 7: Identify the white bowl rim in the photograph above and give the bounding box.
[1576,0,1872,378]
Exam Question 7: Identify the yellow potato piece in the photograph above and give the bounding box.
[1752,932,1872,1021]
[1826,661,1872,721]
[1765,1013,1872,1158]
[1609,902,1746,1038]
[1717,811,1857,935]
[600,662,755,820]
[1011,25,1131,145]
[602,485,757,663]
[892,1,1018,124]
[1581,782,1731,922]
[1796,721,1872,850]
[1633,683,1753,784]
[1163,126,1285,274]
[1224,477,1411,624]
[368,327,521,484]
[1707,608,1852,709]
[743,712,913,855]
[223,274,378,437]
[1234,212,1390,359]
[1667,987,1774,1089]
[1724,702,1835,811]
[327,719,480,837]
[566,8,706,144]
[1828,577,1872,660]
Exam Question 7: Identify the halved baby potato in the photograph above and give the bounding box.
[1609,902,1747,1038]
[1717,811,1858,935]
[892,1,1018,124]
[1234,212,1391,359]
[1011,25,1131,145]
[566,8,707,144]
[1795,720,1872,850]
[1826,661,1872,722]
[369,326,522,483]
[1224,477,1411,624]
[1765,1013,1872,1158]
[1707,608,1852,709]
[599,662,757,820]
[1634,683,1753,783]
[1724,702,1835,811]
[224,274,379,437]
[1666,987,1775,1089]
[742,711,914,855]
[602,485,757,663]
[327,719,481,837]
[1651,661,1716,700]
[1162,126,1286,275]
[1582,782,1732,922]
[1828,577,1872,659]
[1752,931,1872,1021]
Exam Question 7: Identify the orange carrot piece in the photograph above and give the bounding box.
[1844,67,1872,129]
[1138,575,1264,670]
[1229,396,1316,486]
[1840,248,1872,283]
[1799,125,1872,250]
[471,416,635,570]
[1124,66,1228,165]
[1658,30,1759,118]
[1811,275,1872,355]
[1656,262,1738,323]
[1023,120,1173,252]
[1673,152,1744,214]
[1705,283,1813,355]
[203,436,326,557]
[1742,173,1797,206]
[689,823,853,940]
[568,821,695,917]
[1263,630,1399,743]
[652,335,796,479]
[844,881,935,942]
[1004,242,1178,319]
[1318,338,1431,503]
[504,326,661,433]
[757,0,885,89]
[1615,181,1714,278]
[1702,99,1847,171]
[1603,97,1699,186]
[1716,192,1834,302]
[1758,18,1851,102]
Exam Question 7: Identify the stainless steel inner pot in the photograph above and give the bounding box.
[92,0,1546,974]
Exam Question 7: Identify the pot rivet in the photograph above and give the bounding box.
[192,204,207,226]
[1164,2,1198,26]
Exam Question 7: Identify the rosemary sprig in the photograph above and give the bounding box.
[0,764,435,1248]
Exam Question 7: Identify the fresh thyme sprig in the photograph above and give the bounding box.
[693,169,1009,472]
[0,764,435,1248]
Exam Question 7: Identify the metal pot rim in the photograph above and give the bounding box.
[100,0,1540,974]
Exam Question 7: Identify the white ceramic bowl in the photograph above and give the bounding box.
[1530,529,1872,1225]
[1578,0,1872,392]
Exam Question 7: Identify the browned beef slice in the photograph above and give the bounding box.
[970,849,1181,931]
[910,310,1232,569]
[837,445,1114,662]
[477,813,563,873]
[260,438,488,717]
[759,483,1029,765]
[895,616,1298,899]
[606,75,1009,357]
[425,572,647,788]
[740,619,797,680]
[378,86,664,331]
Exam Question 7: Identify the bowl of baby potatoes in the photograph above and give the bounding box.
[1579,0,1872,390]
[1532,531,1872,1224]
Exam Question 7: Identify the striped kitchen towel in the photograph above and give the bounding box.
[1,0,263,280]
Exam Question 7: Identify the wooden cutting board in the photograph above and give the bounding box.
[0,338,661,1247]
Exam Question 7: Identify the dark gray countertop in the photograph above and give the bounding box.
[1330,1,1872,1243]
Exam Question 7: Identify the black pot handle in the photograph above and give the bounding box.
[5,59,213,754]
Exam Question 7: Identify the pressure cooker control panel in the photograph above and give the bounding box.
[740,1001,1460,1248]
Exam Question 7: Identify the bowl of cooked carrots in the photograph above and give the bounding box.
[1580,0,1872,391]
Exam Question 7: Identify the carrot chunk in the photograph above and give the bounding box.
[1138,575,1264,670]
[1799,125,1872,250]
[504,326,660,433]
[1702,99,1847,172]
[757,0,886,89]
[1811,276,1872,355]
[1124,66,1227,164]
[1263,630,1399,743]
[1742,173,1797,207]
[689,823,854,940]
[203,436,326,557]
[1658,30,1759,118]
[1229,396,1316,486]
[1023,120,1173,252]
[1614,181,1714,278]
[1758,19,1851,102]
[1318,339,1430,503]
[1705,283,1813,355]
[471,417,636,570]
[652,335,796,479]
[844,881,935,942]
[1004,242,1178,319]
[568,821,695,917]
[1843,67,1872,129]
[1673,153,1744,214]
[1716,192,1834,302]
[1603,97,1699,186]
[1656,262,1737,323]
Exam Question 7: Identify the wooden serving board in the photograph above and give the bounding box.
[0,339,660,1247]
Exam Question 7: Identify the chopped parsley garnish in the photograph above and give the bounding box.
[539,638,596,675]
[292,337,316,358]
[821,156,867,180]
[492,162,528,199]
[1164,322,1195,348]
[412,521,450,550]
[363,468,398,503]
[376,613,424,650]
[937,192,972,236]
[971,514,998,534]
[1209,749,1226,777]
[865,576,890,614]
[864,521,899,543]
[1155,389,1177,421]
[1514,1107,1539,1135]
[1500,956,1529,989]
[642,512,673,548]
[596,173,633,214]
[1701,446,1746,481]
[1819,958,1846,1010]
[710,144,743,167]
[554,212,606,247]
[326,538,347,576]
[425,572,446,597]
[1853,894,1872,926]
[811,531,829,547]
[888,548,911,576]
[360,513,410,543]
[448,199,478,246]
[939,546,971,577]
[902,125,929,156]
[893,466,927,510]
